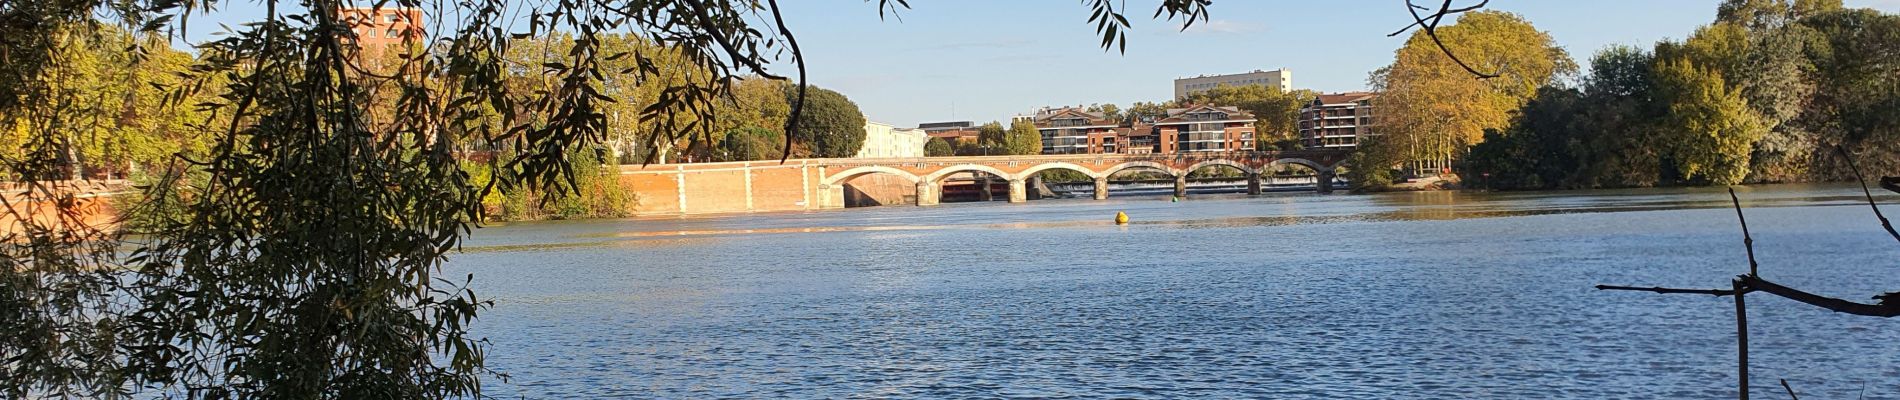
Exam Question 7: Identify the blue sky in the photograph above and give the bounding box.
[182,1,1900,127]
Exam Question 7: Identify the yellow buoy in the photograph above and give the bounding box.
[1115,211,1129,225]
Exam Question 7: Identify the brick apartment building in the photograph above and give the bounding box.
[340,7,424,60]
[1152,105,1256,153]
[1299,92,1376,150]
[1032,108,1121,154]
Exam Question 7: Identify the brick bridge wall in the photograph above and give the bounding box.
[618,151,1349,216]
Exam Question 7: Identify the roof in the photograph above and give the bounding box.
[1152,105,1256,125]
[1115,123,1156,137]
[1032,107,1117,127]
[1314,92,1377,105]
[918,121,975,130]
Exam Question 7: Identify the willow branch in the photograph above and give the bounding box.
[765,0,805,163]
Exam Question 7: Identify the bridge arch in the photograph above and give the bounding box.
[924,164,1016,183]
[1100,161,1179,178]
[1017,162,1104,180]
[1268,158,1328,173]
[1184,159,1257,176]
[823,165,921,186]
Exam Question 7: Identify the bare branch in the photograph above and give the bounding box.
[1835,146,1898,244]
[1734,279,1751,400]
[1741,275,1900,318]
[1391,0,1498,79]
[1731,188,1760,276]
[1595,285,1746,296]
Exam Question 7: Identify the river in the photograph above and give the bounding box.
[447,184,1900,398]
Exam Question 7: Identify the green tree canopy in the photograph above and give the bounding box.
[924,137,954,156]
[976,121,1006,155]
[1004,120,1042,155]
[785,85,866,158]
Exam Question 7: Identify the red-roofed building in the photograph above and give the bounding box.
[1299,92,1377,150]
[1152,105,1256,153]
[1032,108,1120,154]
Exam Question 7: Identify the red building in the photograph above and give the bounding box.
[1152,105,1256,153]
[1032,108,1120,154]
[340,7,424,60]
[1299,92,1376,150]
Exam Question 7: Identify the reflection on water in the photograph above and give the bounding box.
[450,184,1900,398]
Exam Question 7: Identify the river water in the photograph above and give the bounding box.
[448,184,1900,398]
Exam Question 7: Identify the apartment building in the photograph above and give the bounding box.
[340,7,424,59]
[857,122,928,158]
[1152,105,1257,153]
[1298,92,1377,150]
[1032,108,1120,155]
[1173,68,1292,99]
[919,121,980,143]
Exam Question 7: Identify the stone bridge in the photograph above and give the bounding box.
[618,150,1350,215]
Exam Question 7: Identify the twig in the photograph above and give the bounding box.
[1594,285,1745,296]
[1780,379,1798,400]
[1731,188,1759,276]
[1735,279,1750,400]
[1835,146,1899,244]
[1392,0,1500,79]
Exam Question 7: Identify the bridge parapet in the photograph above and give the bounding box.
[615,150,1350,215]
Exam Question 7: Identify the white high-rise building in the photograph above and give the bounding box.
[1173,68,1292,99]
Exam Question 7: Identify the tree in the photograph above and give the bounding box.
[924,137,954,156]
[1004,119,1042,155]
[1126,101,1169,123]
[1370,10,1576,174]
[784,85,866,158]
[1578,46,1668,188]
[1462,87,1588,190]
[1087,103,1123,122]
[976,121,1006,155]
[718,126,783,161]
[1652,57,1766,185]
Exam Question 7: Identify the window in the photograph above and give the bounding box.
[385,14,398,23]
[387,29,398,38]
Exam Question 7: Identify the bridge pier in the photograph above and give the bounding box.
[1246,173,1263,195]
[1007,179,1027,203]
[1317,169,1336,193]
[1173,175,1188,198]
[915,182,937,206]
[1092,177,1109,200]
